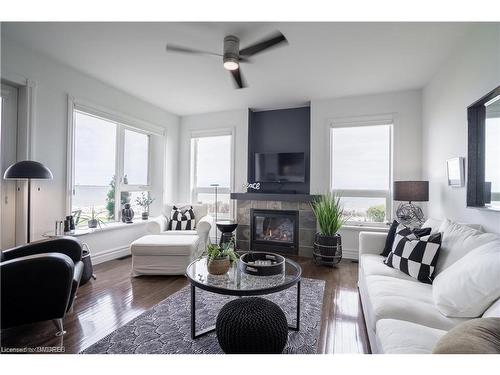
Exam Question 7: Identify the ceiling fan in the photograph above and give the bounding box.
[166,31,288,89]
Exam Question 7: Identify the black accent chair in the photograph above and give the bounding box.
[1,237,84,336]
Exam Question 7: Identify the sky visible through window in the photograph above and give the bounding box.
[74,111,116,186]
[124,129,149,185]
[331,124,391,190]
[193,135,231,187]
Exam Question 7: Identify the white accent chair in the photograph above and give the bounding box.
[130,204,214,276]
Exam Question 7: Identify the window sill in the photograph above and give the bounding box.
[43,219,150,238]
[340,224,390,232]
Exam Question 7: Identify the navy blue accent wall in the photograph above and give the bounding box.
[248,106,311,194]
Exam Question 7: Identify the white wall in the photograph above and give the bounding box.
[1,38,180,262]
[178,109,248,207]
[422,24,500,234]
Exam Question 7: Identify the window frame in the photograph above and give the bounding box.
[329,116,394,227]
[67,96,164,223]
[189,128,235,220]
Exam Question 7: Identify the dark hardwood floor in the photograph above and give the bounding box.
[0,256,370,354]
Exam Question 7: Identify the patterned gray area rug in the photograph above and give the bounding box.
[82,277,325,354]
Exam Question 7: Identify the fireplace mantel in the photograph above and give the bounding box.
[230,192,317,202]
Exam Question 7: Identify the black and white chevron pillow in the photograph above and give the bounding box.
[384,228,442,284]
[168,205,196,230]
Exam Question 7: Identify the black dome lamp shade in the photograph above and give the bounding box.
[3,160,53,180]
[3,160,53,243]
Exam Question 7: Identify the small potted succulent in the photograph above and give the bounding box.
[135,192,155,220]
[81,206,106,229]
[311,192,348,266]
[203,239,238,275]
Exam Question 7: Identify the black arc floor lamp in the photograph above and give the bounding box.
[3,160,53,243]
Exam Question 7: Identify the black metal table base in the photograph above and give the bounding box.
[190,280,301,340]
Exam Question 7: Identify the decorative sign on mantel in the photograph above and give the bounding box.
[243,182,261,191]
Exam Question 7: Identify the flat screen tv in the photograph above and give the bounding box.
[255,152,305,183]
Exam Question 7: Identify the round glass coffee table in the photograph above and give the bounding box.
[185,255,302,339]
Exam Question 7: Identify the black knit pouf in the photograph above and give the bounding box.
[216,297,288,354]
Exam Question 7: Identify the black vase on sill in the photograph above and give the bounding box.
[122,203,134,224]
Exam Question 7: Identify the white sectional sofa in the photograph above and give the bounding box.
[358,218,500,354]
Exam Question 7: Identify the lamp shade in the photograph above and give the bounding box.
[394,181,429,202]
[3,160,53,180]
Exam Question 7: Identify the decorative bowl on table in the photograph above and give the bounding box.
[238,252,285,276]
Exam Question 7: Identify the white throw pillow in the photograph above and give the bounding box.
[421,218,443,234]
[435,219,498,274]
[483,298,500,318]
[432,240,500,317]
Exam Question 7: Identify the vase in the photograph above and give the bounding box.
[207,256,231,275]
[313,233,342,266]
[142,211,149,220]
[122,203,134,224]
[88,219,98,229]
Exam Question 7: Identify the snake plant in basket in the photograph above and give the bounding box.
[310,192,348,266]
[202,239,239,275]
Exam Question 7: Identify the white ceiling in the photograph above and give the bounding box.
[2,22,472,116]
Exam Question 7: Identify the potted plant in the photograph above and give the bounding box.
[203,239,239,275]
[310,192,347,266]
[135,192,155,220]
[80,206,107,229]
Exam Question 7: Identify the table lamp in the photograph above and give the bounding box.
[394,181,429,227]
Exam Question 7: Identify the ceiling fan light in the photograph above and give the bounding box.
[223,60,239,71]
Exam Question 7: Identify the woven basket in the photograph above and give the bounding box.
[207,256,231,275]
[313,233,342,266]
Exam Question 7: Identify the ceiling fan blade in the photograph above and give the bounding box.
[166,44,222,57]
[239,31,288,57]
[238,56,251,63]
[230,68,246,89]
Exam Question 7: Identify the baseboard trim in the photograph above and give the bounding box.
[343,248,359,260]
[91,245,131,265]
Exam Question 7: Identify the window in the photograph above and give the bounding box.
[330,122,393,225]
[190,132,233,222]
[70,109,151,227]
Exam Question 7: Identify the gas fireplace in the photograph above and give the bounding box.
[250,209,299,254]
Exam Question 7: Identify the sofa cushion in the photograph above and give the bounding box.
[130,235,199,256]
[364,274,467,330]
[436,219,498,274]
[432,240,500,317]
[422,218,484,234]
[432,318,500,354]
[384,232,441,284]
[168,205,196,230]
[380,220,399,257]
[376,319,447,354]
[161,230,198,236]
[163,203,208,225]
[483,298,500,318]
[422,218,443,234]
[360,254,416,281]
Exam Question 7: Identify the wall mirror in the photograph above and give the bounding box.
[467,85,500,210]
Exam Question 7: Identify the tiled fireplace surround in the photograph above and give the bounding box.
[235,199,317,257]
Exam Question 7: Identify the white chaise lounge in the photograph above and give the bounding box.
[130,204,214,276]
